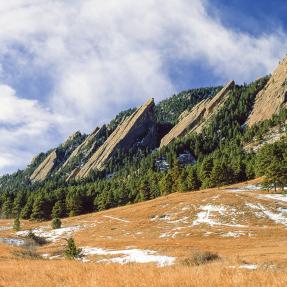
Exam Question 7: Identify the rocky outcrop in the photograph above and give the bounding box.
[30,150,58,182]
[75,98,157,179]
[160,81,235,147]
[247,55,287,126]
[61,127,102,171]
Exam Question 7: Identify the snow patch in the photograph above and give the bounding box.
[226,185,262,193]
[257,204,287,227]
[259,194,287,203]
[221,231,247,238]
[81,247,175,267]
[192,204,246,227]
[16,224,94,242]
[0,238,26,246]
[0,226,12,231]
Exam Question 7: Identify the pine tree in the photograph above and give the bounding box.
[52,200,66,218]
[31,195,46,220]
[199,157,213,188]
[51,218,62,229]
[13,216,21,231]
[63,238,82,259]
[186,166,201,191]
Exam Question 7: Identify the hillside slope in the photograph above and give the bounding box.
[1,179,287,268]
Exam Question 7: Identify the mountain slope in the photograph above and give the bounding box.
[2,179,287,270]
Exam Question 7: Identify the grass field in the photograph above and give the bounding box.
[1,179,287,286]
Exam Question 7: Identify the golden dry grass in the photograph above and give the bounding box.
[0,259,287,287]
[1,179,287,286]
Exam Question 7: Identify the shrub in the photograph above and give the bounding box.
[26,230,47,245]
[51,218,62,229]
[13,217,21,231]
[182,251,220,266]
[63,238,82,259]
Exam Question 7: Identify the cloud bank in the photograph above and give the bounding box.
[0,0,286,174]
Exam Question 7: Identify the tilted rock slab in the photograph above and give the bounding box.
[160,80,235,148]
[76,98,157,179]
[61,127,102,171]
[30,150,58,182]
[247,55,287,126]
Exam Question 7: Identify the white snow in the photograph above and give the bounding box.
[0,226,12,231]
[245,203,261,210]
[257,204,287,227]
[81,247,175,267]
[103,215,130,223]
[239,264,258,270]
[0,238,26,246]
[229,264,258,270]
[221,231,246,238]
[226,185,262,192]
[159,231,180,239]
[192,204,246,227]
[16,224,93,242]
[259,194,287,203]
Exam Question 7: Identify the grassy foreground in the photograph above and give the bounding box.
[0,259,286,287]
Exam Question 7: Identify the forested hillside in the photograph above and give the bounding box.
[0,73,287,221]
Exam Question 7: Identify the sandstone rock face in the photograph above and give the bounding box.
[247,55,287,126]
[160,81,235,148]
[76,98,157,179]
[30,150,58,182]
[61,127,101,170]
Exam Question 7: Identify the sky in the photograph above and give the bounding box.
[0,0,287,175]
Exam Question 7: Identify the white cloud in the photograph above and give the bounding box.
[0,84,69,173]
[0,0,286,174]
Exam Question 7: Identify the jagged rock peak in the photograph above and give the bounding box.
[75,98,156,179]
[60,126,102,171]
[30,150,58,182]
[247,55,287,126]
[160,80,235,148]
[61,131,82,147]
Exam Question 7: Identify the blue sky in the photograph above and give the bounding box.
[0,0,286,175]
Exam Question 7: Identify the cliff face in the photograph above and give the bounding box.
[30,131,85,182]
[30,150,58,182]
[61,127,101,171]
[160,81,235,148]
[247,55,287,126]
[75,98,157,179]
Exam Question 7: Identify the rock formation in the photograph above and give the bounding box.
[160,81,235,147]
[75,98,157,179]
[247,55,287,126]
[61,127,102,171]
[30,150,58,182]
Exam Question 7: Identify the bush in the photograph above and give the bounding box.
[13,217,21,231]
[182,251,220,266]
[26,230,47,245]
[51,218,62,229]
[63,238,82,259]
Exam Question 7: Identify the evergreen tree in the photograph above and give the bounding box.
[186,166,201,191]
[63,238,82,259]
[51,218,62,229]
[31,195,47,220]
[52,200,66,218]
[13,216,21,231]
